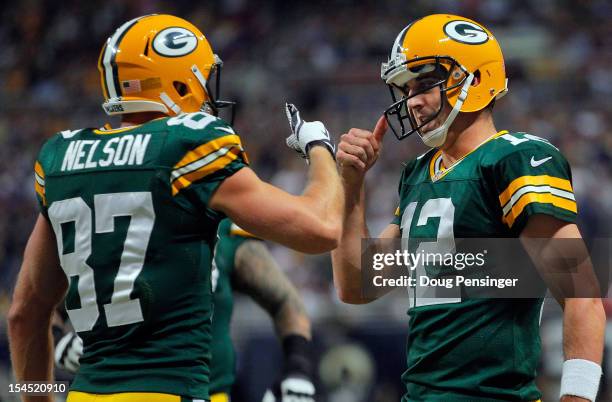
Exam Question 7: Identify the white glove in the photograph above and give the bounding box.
[285,103,334,160]
[54,331,83,373]
[262,376,316,402]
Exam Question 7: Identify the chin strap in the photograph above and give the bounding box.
[191,64,209,95]
[159,92,182,114]
[420,72,474,148]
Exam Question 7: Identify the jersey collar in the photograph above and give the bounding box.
[93,123,143,135]
[429,130,508,182]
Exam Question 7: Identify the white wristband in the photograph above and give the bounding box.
[560,359,602,401]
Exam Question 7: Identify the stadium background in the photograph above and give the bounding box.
[0,0,611,400]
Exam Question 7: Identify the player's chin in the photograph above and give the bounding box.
[419,120,440,134]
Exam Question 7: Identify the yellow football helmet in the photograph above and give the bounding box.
[98,14,234,119]
[381,14,508,146]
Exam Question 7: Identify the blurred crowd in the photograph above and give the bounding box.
[1,0,611,400]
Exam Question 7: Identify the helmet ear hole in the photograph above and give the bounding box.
[173,81,189,97]
[471,70,481,86]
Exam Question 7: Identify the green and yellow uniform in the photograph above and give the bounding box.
[209,219,260,397]
[34,112,248,401]
[392,131,577,401]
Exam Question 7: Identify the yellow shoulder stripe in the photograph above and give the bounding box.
[500,175,576,228]
[34,161,46,206]
[34,181,46,206]
[34,161,45,178]
[174,134,242,170]
[499,175,572,206]
[503,192,577,227]
[171,147,241,195]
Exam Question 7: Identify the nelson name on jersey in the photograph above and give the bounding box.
[61,133,152,172]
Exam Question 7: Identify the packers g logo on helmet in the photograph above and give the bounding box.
[153,27,198,57]
[98,14,235,120]
[443,20,489,45]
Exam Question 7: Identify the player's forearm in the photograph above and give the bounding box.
[302,146,343,238]
[234,240,312,340]
[562,298,605,363]
[559,298,605,402]
[9,322,54,388]
[260,147,342,253]
[331,176,371,304]
[258,266,312,339]
[8,217,65,400]
[8,304,54,401]
[273,300,312,340]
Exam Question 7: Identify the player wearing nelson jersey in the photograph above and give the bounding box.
[51,219,317,402]
[8,14,341,402]
[332,14,604,402]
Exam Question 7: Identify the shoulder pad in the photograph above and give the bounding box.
[485,131,562,163]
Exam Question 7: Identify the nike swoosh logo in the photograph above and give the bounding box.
[530,156,552,167]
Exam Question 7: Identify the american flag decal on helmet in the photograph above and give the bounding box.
[122,79,142,94]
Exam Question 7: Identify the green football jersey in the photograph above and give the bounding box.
[391,131,577,402]
[209,219,260,394]
[34,112,249,400]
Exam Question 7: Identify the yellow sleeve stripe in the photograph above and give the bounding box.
[34,161,45,178]
[229,223,260,239]
[502,192,577,227]
[174,134,242,170]
[171,147,241,196]
[34,181,46,206]
[502,185,575,216]
[34,172,45,187]
[498,175,572,206]
[171,145,239,182]
[34,161,46,206]
[394,206,400,216]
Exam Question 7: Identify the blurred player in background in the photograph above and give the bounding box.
[332,14,605,402]
[8,13,341,402]
[54,219,317,402]
[212,220,315,402]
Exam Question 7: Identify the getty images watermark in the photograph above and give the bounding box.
[360,238,611,300]
[371,249,518,289]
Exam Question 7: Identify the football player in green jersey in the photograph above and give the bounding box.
[8,14,341,402]
[52,219,316,402]
[210,220,315,402]
[332,14,605,402]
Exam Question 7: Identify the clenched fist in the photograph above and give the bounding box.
[337,116,388,181]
